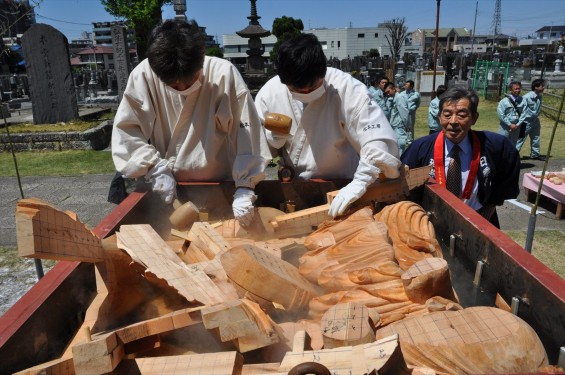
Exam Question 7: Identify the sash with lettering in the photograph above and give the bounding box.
[433,131,481,200]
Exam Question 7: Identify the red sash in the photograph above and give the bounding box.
[433,131,481,199]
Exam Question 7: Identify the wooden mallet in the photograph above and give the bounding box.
[264,112,292,134]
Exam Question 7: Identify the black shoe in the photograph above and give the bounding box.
[531,156,545,161]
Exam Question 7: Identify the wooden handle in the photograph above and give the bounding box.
[264,112,292,134]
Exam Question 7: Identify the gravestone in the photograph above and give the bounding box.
[21,24,78,124]
[111,25,132,102]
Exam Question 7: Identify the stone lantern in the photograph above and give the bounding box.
[236,0,271,74]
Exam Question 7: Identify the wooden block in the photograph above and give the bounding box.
[187,221,232,258]
[401,258,455,304]
[406,165,433,190]
[270,204,331,238]
[320,302,376,348]
[116,224,238,306]
[221,244,324,311]
[15,198,113,262]
[72,332,124,375]
[202,299,280,353]
[376,306,548,374]
[495,293,512,312]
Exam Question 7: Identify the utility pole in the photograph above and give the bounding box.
[471,1,478,53]
[432,0,441,99]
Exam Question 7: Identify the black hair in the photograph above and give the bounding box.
[436,84,447,97]
[531,79,545,91]
[276,33,327,88]
[146,19,206,86]
[439,86,479,116]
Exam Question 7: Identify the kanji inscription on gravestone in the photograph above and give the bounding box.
[111,25,132,102]
[21,24,78,124]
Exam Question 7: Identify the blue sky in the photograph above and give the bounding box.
[34,0,565,44]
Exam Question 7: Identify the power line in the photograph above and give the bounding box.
[35,12,92,26]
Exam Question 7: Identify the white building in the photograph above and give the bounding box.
[222,25,393,63]
[307,26,392,60]
[519,25,565,48]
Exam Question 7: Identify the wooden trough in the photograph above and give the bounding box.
[0,173,564,375]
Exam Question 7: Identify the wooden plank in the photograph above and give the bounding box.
[15,198,112,262]
[13,357,74,375]
[122,352,243,375]
[116,224,238,306]
[270,204,331,238]
[221,244,324,311]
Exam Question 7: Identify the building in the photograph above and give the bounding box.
[519,25,565,48]
[92,21,136,47]
[407,28,473,55]
[473,34,519,49]
[73,45,136,72]
[223,25,393,65]
[308,26,392,60]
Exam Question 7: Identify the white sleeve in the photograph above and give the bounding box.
[231,84,271,189]
[111,70,162,179]
[350,95,402,179]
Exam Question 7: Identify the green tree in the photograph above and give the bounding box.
[365,49,380,58]
[101,0,172,61]
[206,47,223,58]
[270,16,304,63]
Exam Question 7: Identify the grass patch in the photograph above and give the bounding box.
[6,120,102,133]
[415,96,565,159]
[0,150,115,177]
[0,247,56,270]
[503,230,565,278]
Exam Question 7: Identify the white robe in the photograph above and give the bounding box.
[111,56,270,189]
[255,68,400,180]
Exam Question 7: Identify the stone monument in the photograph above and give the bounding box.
[111,25,132,102]
[21,24,79,124]
[236,0,270,74]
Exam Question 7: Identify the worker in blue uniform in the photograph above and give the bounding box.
[516,79,545,160]
[497,81,526,146]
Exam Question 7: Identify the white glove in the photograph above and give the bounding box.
[232,187,257,227]
[328,160,380,218]
[145,159,176,204]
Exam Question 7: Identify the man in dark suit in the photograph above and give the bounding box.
[401,86,520,228]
